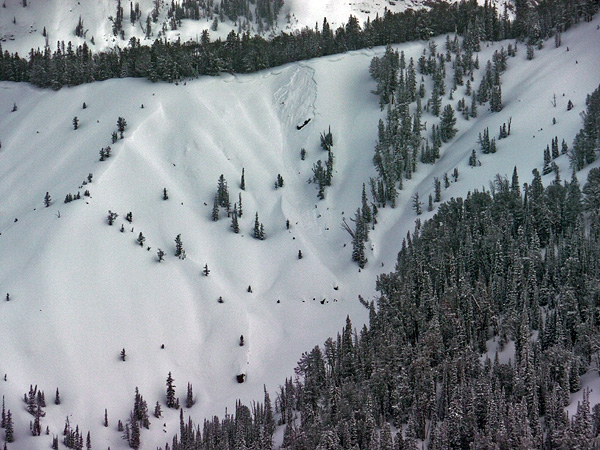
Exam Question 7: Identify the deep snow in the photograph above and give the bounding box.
[0,5,599,449]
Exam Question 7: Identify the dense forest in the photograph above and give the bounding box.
[150,141,600,450]
[0,0,598,88]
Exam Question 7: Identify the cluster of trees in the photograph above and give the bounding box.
[149,164,600,449]
[570,84,600,171]
[156,389,276,450]
[0,0,523,88]
[342,184,375,269]
[0,0,595,89]
[370,48,423,207]
[62,417,90,450]
[311,127,335,199]
[212,174,246,236]
[476,47,511,113]
[544,135,569,175]
[165,0,283,32]
[513,0,599,45]
[368,23,521,222]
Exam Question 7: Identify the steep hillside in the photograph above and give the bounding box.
[0,9,599,450]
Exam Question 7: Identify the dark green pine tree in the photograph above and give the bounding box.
[543,145,552,175]
[434,177,441,202]
[412,192,423,215]
[511,166,521,197]
[240,168,245,190]
[238,192,243,217]
[470,92,478,118]
[44,191,51,207]
[217,174,229,208]
[583,168,600,219]
[439,104,458,142]
[231,203,240,233]
[564,171,583,230]
[174,234,184,258]
[253,212,265,239]
[490,84,503,112]
[361,183,372,224]
[137,232,145,247]
[129,414,140,449]
[351,208,367,268]
[212,196,219,221]
[166,372,177,409]
[117,116,127,138]
[469,149,478,166]
[430,86,442,116]
[4,410,13,442]
[186,383,194,408]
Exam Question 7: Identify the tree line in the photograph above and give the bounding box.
[0,0,579,89]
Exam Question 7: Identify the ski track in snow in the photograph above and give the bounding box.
[274,65,318,130]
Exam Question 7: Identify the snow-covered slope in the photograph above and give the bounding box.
[0,9,599,450]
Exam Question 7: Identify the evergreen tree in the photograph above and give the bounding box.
[351,208,367,268]
[129,414,140,449]
[212,196,219,221]
[439,104,458,141]
[186,383,194,408]
[44,191,51,207]
[217,174,230,208]
[253,212,265,239]
[107,210,118,225]
[240,168,245,190]
[4,410,13,443]
[72,116,79,130]
[490,84,503,112]
[117,116,127,138]
[583,168,600,219]
[137,232,145,247]
[174,234,184,258]
[361,183,372,224]
[434,177,441,202]
[412,192,423,215]
[166,372,177,409]
[231,203,240,233]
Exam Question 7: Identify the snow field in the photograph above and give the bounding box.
[0,11,599,449]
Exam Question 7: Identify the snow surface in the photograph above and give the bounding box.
[0,6,599,449]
